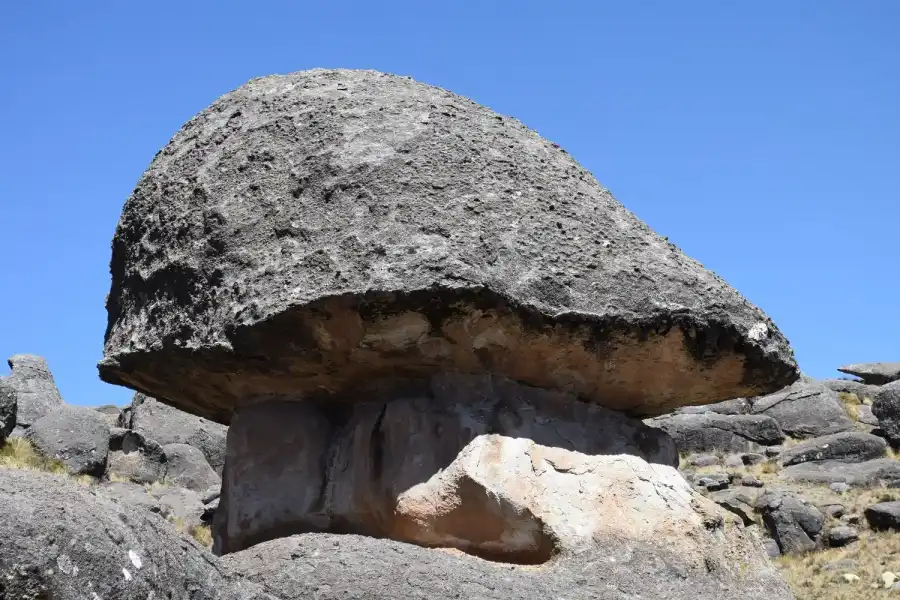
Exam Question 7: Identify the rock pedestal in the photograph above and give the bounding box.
[99,69,799,597]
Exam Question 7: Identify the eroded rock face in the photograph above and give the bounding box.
[1,354,64,432]
[645,412,784,453]
[215,374,713,561]
[0,378,15,444]
[749,380,854,438]
[221,532,795,600]
[0,468,250,600]
[99,69,797,422]
[25,405,111,477]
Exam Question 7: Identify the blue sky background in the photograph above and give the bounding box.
[1,1,897,407]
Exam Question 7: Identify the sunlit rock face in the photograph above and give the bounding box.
[99,68,796,422]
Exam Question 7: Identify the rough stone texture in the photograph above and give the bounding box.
[158,487,206,529]
[220,532,794,600]
[645,412,784,453]
[674,397,751,415]
[822,378,880,400]
[749,380,854,439]
[695,473,731,491]
[0,468,248,600]
[96,481,162,514]
[162,442,221,492]
[1,354,64,432]
[0,376,15,444]
[123,393,228,473]
[872,381,900,443]
[755,490,824,554]
[710,488,758,525]
[688,453,720,467]
[858,403,879,426]
[94,404,123,427]
[214,374,680,559]
[778,431,887,466]
[864,501,900,531]
[827,526,859,547]
[98,68,798,423]
[780,458,900,487]
[838,362,900,385]
[762,538,781,558]
[25,405,110,476]
[107,428,167,484]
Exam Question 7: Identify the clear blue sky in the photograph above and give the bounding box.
[1,1,897,407]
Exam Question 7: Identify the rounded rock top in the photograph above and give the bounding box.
[99,68,797,423]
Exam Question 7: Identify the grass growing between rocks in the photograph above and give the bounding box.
[0,437,68,473]
[167,516,213,549]
[777,531,900,600]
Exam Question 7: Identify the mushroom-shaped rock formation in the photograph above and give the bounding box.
[99,69,798,572]
[99,68,796,423]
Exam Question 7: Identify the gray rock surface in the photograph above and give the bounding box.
[220,532,794,600]
[755,490,824,554]
[674,398,751,415]
[645,412,784,453]
[94,404,123,427]
[158,487,206,529]
[821,378,880,400]
[95,481,162,513]
[98,68,797,422]
[696,472,731,491]
[762,538,781,558]
[0,376,15,444]
[749,380,854,438]
[710,488,758,525]
[1,354,64,432]
[780,458,900,487]
[25,405,110,476]
[778,431,887,466]
[827,526,859,547]
[838,362,900,385]
[864,501,900,531]
[857,403,879,426]
[872,381,900,443]
[688,453,720,467]
[162,442,221,492]
[123,393,227,473]
[106,428,167,484]
[0,468,247,600]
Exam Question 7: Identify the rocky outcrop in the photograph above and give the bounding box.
[106,428,167,484]
[213,374,681,558]
[123,393,227,473]
[24,405,110,476]
[756,490,824,554]
[778,432,887,466]
[864,501,900,531]
[0,376,15,444]
[98,69,797,422]
[872,381,900,444]
[162,442,221,492]
[749,380,854,438]
[821,378,879,400]
[838,362,900,385]
[1,354,64,434]
[220,532,794,600]
[645,412,784,453]
[0,468,253,600]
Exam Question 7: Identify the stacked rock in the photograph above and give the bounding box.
[99,69,798,597]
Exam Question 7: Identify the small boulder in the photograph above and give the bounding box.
[756,490,824,554]
[838,363,900,386]
[158,487,206,529]
[762,538,781,558]
[710,488,757,525]
[865,501,900,531]
[25,405,110,477]
[106,428,167,484]
[161,443,220,492]
[688,453,720,468]
[645,412,784,453]
[822,504,845,519]
[872,381,900,444]
[822,378,880,400]
[750,380,854,439]
[123,393,228,474]
[827,526,859,547]
[695,472,731,491]
[830,482,851,494]
[741,474,764,488]
[1,354,64,433]
[857,404,879,426]
[778,431,887,466]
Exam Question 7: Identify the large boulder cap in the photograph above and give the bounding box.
[838,362,900,385]
[99,69,797,423]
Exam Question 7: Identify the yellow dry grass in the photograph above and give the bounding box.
[0,437,93,485]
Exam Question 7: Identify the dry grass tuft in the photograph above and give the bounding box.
[839,392,862,422]
[0,437,69,474]
[190,524,213,548]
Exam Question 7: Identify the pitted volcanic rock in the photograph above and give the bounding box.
[99,69,797,422]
